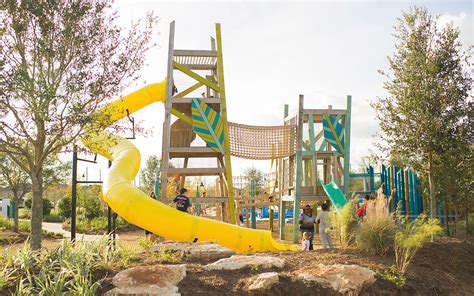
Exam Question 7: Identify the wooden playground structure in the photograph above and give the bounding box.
[159,22,352,243]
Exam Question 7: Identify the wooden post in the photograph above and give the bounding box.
[390,166,395,210]
[343,95,352,196]
[293,95,304,243]
[269,207,274,232]
[279,104,289,240]
[160,21,175,201]
[215,24,236,224]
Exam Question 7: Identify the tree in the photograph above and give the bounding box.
[139,155,161,195]
[243,167,265,195]
[0,154,29,232]
[0,0,157,249]
[372,7,472,219]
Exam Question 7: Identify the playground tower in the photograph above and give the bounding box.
[277,95,352,242]
[160,22,236,223]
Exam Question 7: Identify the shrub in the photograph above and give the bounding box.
[379,265,406,288]
[58,196,72,219]
[331,202,357,247]
[151,246,182,264]
[43,210,64,222]
[355,196,397,255]
[62,216,130,234]
[138,237,157,252]
[394,214,443,274]
[18,208,31,219]
[24,198,53,216]
[0,216,31,232]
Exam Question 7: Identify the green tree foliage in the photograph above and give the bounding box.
[58,196,72,219]
[0,0,157,249]
[372,7,472,219]
[24,197,52,216]
[139,155,161,195]
[243,166,265,195]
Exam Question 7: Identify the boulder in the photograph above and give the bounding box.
[296,264,375,295]
[151,242,235,260]
[105,264,186,296]
[205,255,285,271]
[248,272,279,291]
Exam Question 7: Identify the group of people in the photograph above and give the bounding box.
[299,203,334,251]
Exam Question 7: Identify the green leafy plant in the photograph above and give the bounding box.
[0,236,138,293]
[138,237,157,252]
[331,202,357,247]
[24,198,53,216]
[58,196,72,219]
[43,210,64,223]
[355,196,397,255]
[151,247,182,264]
[0,216,30,232]
[380,265,406,288]
[395,214,443,273]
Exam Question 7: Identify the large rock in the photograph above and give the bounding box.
[248,272,279,291]
[105,264,186,296]
[296,264,375,295]
[151,242,235,260]
[205,255,285,271]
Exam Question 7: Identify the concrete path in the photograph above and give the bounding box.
[42,222,119,241]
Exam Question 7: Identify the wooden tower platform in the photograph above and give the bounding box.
[160,22,236,223]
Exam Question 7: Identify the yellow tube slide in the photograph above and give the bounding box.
[81,81,296,253]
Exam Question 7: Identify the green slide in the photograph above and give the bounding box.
[319,180,348,212]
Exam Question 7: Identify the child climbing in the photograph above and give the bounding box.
[298,205,316,250]
[301,232,311,251]
[315,203,334,249]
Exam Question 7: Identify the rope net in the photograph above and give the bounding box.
[228,122,296,160]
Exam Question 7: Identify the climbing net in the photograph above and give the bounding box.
[228,122,296,160]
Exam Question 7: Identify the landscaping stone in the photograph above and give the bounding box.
[296,264,375,295]
[105,264,186,296]
[151,241,235,260]
[204,255,285,271]
[248,272,279,291]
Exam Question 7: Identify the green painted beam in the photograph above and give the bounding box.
[343,95,352,196]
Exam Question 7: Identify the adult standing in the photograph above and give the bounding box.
[298,205,316,250]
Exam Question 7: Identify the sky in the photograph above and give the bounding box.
[75,0,472,184]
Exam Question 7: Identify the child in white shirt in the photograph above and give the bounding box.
[301,231,311,251]
[315,203,334,249]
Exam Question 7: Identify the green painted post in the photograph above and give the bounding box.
[304,159,310,186]
[293,95,304,243]
[279,104,289,240]
[343,95,352,196]
[251,178,257,229]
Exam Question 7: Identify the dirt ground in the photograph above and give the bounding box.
[177,236,474,296]
[3,223,474,295]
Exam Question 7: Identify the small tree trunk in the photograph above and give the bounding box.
[428,159,437,220]
[13,192,19,233]
[30,171,44,250]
